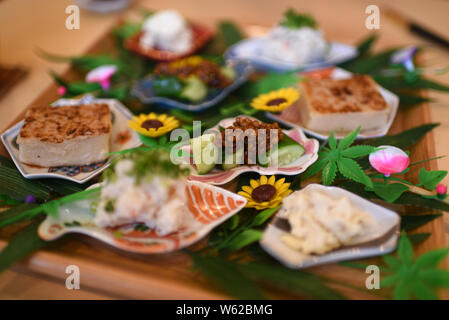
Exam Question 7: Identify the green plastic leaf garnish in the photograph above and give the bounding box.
[304,127,375,187]
[280,8,318,29]
[418,168,447,190]
[381,232,449,300]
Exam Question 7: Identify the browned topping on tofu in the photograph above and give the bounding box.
[301,75,387,114]
[18,104,111,143]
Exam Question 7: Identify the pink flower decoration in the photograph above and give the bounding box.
[436,184,447,195]
[86,65,117,91]
[369,145,410,177]
[57,86,66,96]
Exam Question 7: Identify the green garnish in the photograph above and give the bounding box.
[64,221,81,227]
[280,8,318,29]
[105,199,115,213]
[103,149,190,185]
[134,223,150,231]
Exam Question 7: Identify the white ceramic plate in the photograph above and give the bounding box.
[226,38,358,72]
[183,116,319,185]
[260,184,400,269]
[266,68,400,140]
[38,181,247,254]
[1,95,141,183]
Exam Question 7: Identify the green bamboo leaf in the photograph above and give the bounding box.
[242,262,346,300]
[408,233,431,244]
[419,269,449,287]
[218,21,244,47]
[0,166,51,201]
[397,92,433,107]
[401,214,442,231]
[418,168,447,190]
[0,155,15,168]
[252,206,280,226]
[397,232,414,265]
[0,194,21,205]
[322,161,337,185]
[0,220,50,272]
[345,48,398,74]
[415,247,449,269]
[237,72,299,99]
[338,127,360,150]
[337,158,373,188]
[39,50,120,71]
[189,253,265,299]
[356,33,378,56]
[225,229,263,251]
[341,145,376,158]
[395,192,449,213]
[412,281,439,300]
[0,203,39,227]
[67,82,102,95]
[339,181,449,212]
[36,179,87,196]
[362,123,439,149]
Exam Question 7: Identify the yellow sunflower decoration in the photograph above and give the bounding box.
[238,175,292,210]
[128,113,179,138]
[250,88,300,112]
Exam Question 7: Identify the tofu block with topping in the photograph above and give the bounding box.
[17,104,111,167]
[297,75,390,132]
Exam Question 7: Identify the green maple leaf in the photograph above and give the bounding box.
[418,168,448,190]
[381,232,449,300]
[304,127,375,187]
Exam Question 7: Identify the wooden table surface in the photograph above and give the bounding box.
[1,0,449,299]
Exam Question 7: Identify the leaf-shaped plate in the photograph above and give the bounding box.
[38,181,247,254]
[183,116,319,185]
[260,184,400,269]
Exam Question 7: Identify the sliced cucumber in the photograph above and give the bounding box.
[180,76,208,102]
[190,134,219,174]
[222,148,244,171]
[220,66,236,81]
[268,135,305,167]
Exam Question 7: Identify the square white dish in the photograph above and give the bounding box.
[260,184,400,269]
[1,95,141,184]
[266,68,400,140]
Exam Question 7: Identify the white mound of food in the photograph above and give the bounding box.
[280,189,375,255]
[94,159,196,236]
[262,26,327,65]
[140,10,193,54]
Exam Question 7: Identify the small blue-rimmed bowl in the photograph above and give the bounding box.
[131,60,253,112]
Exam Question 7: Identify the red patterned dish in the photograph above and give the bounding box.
[125,22,214,62]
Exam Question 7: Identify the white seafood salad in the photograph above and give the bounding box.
[262,9,327,65]
[95,150,195,236]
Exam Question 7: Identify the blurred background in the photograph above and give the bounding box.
[0,0,448,299]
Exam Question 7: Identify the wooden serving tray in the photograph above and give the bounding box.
[0,25,447,300]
